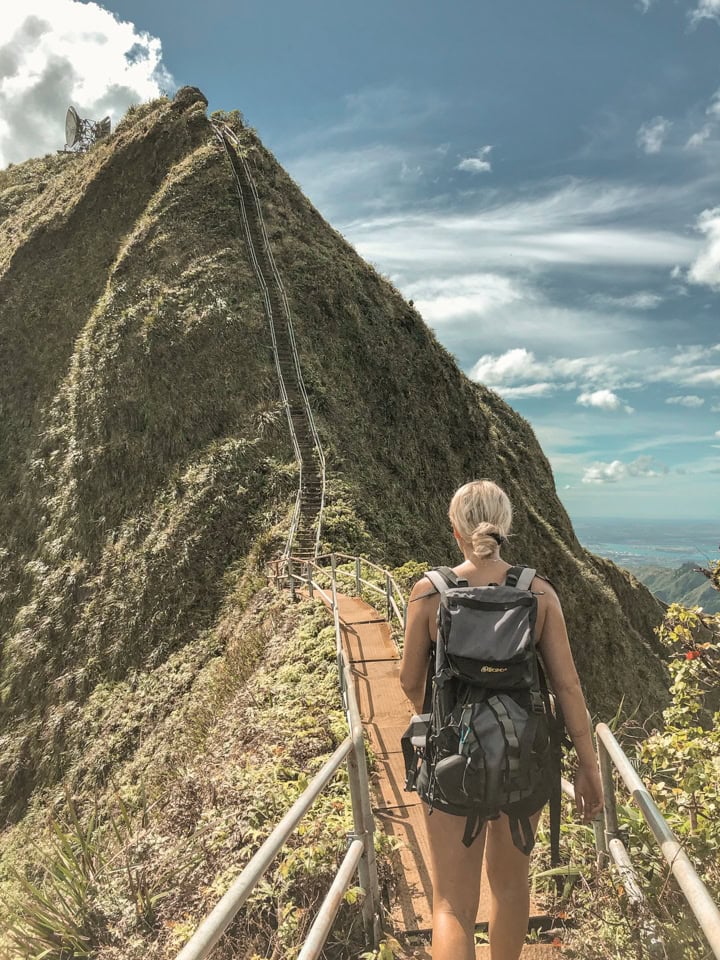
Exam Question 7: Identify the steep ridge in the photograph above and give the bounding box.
[214,123,325,559]
[0,88,668,827]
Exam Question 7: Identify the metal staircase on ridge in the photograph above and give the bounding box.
[213,122,325,560]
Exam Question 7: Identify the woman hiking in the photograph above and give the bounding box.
[400,479,603,960]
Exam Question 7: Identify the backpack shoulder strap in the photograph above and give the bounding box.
[409,566,468,601]
[504,565,536,591]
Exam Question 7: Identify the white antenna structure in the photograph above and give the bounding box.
[63,106,111,152]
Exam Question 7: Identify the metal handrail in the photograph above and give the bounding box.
[176,739,353,960]
[219,123,326,560]
[212,124,304,558]
[175,555,383,958]
[595,722,720,958]
[279,554,407,635]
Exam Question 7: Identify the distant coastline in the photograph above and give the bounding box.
[572,516,718,571]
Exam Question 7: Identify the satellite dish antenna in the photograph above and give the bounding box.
[65,107,80,148]
[61,106,112,153]
[96,116,111,140]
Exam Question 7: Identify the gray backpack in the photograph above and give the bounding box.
[401,565,564,858]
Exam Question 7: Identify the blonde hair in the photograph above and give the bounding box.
[448,480,512,559]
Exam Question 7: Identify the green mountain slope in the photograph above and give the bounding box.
[0,88,668,829]
[630,563,720,614]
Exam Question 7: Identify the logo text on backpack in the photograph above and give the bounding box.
[480,665,507,673]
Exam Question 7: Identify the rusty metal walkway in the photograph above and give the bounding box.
[333,589,560,956]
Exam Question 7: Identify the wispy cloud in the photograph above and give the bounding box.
[288,85,446,149]
[637,116,672,154]
[457,146,492,174]
[666,395,705,407]
[686,124,713,148]
[591,291,662,310]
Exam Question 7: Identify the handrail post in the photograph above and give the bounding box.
[330,553,337,609]
[385,572,392,621]
[343,658,382,948]
[346,723,375,947]
[597,734,618,863]
[306,562,314,599]
[355,557,362,596]
[288,557,296,602]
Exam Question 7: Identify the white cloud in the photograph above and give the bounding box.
[458,146,492,174]
[690,0,720,24]
[577,389,634,413]
[666,395,705,407]
[0,2,173,166]
[687,206,720,290]
[582,455,669,484]
[494,382,555,399]
[637,116,672,154]
[468,344,720,393]
[403,272,524,323]
[686,124,713,148]
[471,347,543,384]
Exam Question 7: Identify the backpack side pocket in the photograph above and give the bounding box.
[401,713,430,791]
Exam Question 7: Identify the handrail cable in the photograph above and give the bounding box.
[212,125,304,558]
[217,122,326,560]
[596,722,720,958]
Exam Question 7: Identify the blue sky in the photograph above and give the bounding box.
[3,1,720,521]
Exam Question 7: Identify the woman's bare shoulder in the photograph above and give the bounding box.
[408,576,438,602]
[531,573,563,620]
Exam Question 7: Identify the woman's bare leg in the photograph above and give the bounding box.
[422,804,487,960]
[484,811,542,960]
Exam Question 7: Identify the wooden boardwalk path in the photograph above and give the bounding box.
[330,590,562,957]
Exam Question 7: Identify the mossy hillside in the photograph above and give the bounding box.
[1,592,382,960]
[0,98,297,819]
[0,87,667,830]
[0,95,211,567]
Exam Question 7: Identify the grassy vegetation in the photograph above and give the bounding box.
[631,562,720,614]
[1,590,400,960]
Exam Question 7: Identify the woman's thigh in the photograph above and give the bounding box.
[484,810,543,895]
[422,803,487,922]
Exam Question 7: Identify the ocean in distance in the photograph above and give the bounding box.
[572,517,719,571]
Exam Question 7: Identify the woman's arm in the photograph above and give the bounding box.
[399,577,436,714]
[536,581,604,821]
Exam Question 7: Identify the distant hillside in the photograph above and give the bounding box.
[630,562,720,614]
[0,87,668,827]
